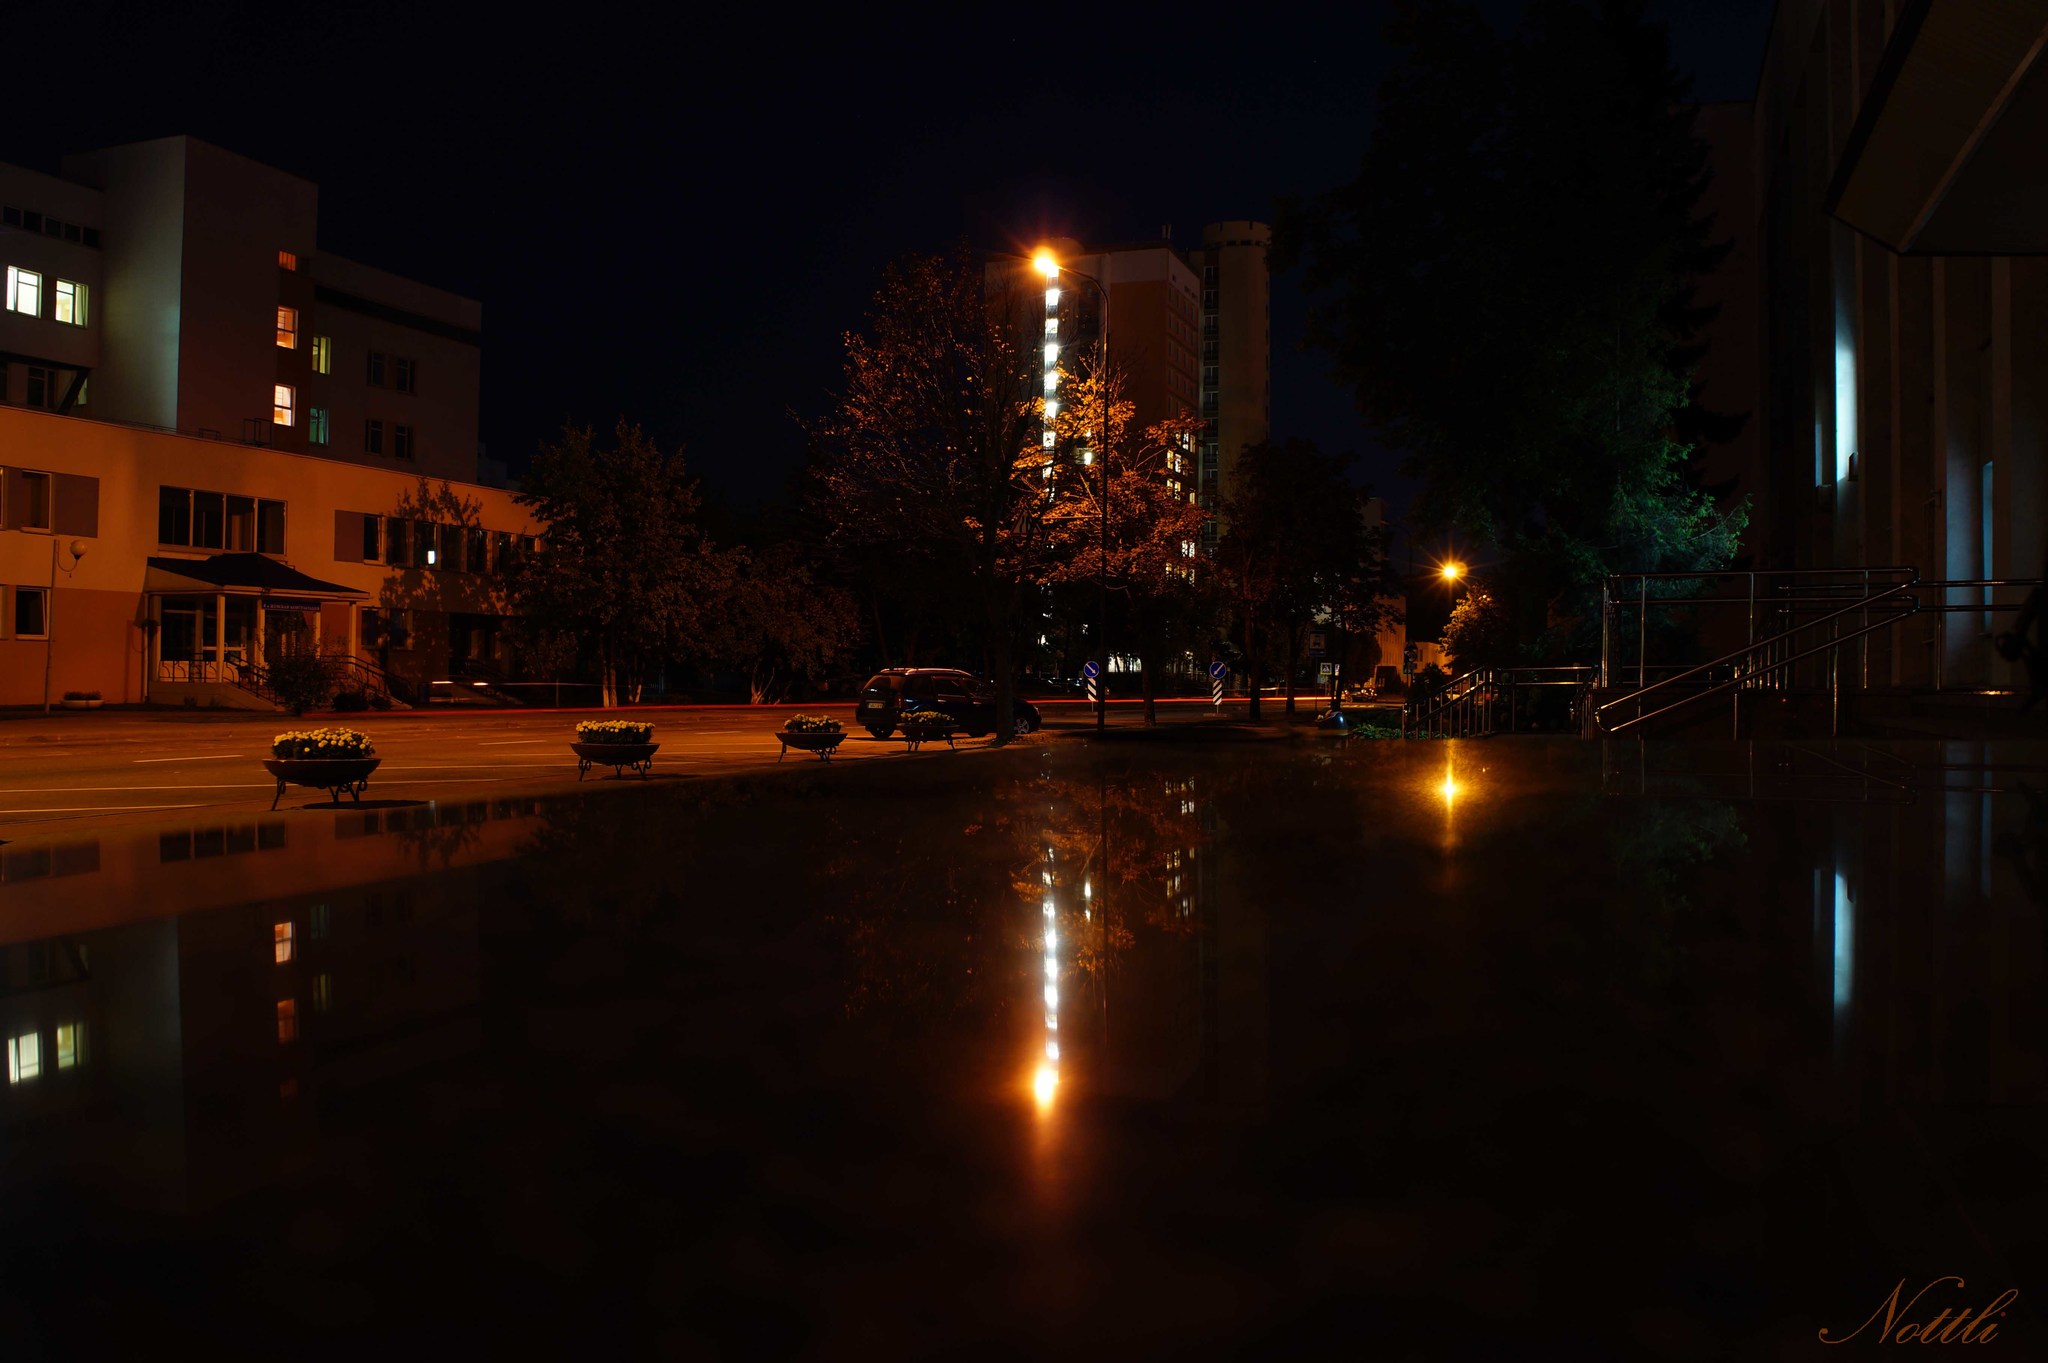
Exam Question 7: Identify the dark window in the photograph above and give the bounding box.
[394,357,416,394]
[365,419,384,455]
[386,519,410,565]
[362,514,382,561]
[158,486,190,544]
[466,526,487,573]
[25,366,54,410]
[226,495,255,550]
[393,425,414,460]
[14,586,47,637]
[257,500,285,554]
[413,520,433,568]
[367,351,386,386]
[191,490,224,549]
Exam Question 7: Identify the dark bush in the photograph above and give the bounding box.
[331,688,369,712]
[267,647,333,717]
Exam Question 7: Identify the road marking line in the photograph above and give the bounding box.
[0,803,210,814]
[133,754,247,763]
[477,739,547,746]
[0,783,273,793]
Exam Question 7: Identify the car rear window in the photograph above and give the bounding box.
[862,675,903,692]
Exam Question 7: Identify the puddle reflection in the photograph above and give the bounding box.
[0,741,2040,1351]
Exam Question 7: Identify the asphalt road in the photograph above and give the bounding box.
[0,697,1264,836]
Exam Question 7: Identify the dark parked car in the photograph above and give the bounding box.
[855,669,1042,738]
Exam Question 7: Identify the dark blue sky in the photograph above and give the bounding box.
[14,2,1775,515]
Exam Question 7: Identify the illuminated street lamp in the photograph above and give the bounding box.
[1440,561,1464,582]
[1034,246,1111,733]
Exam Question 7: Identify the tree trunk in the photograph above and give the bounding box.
[987,583,1015,747]
[1244,608,1260,721]
[1284,622,1301,716]
[600,641,616,709]
[1141,650,1157,726]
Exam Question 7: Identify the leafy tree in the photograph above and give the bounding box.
[812,247,1052,742]
[1215,439,1391,718]
[1042,369,1212,723]
[713,545,861,703]
[264,636,332,716]
[1442,585,1515,670]
[513,421,735,707]
[1280,0,1747,660]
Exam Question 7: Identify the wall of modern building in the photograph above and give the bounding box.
[1188,221,1271,541]
[1730,0,2048,691]
[0,405,535,707]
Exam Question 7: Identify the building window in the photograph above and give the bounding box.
[272,384,295,426]
[25,366,57,410]
[5,266,40,316]
[413,520,434,568]
[158,486,284,552]
[7,1032,39,1084]
[274,921,295,963]
[365,419,384,455]
[54,1022,83,1070]
[53,279,86,326]
[13,586,48,639]
[312,974,332,1013]
[308,406,329,445]
[276,998,297,1043]
[393,424,414,460]
[384,519,409,565]
[362,513,382,561]
[19,469,51,529]
[276,307,298,349]
[278,250,299,271]
[311,335,331,374]
[394,357,416,394]
[367,351,386,386]
[467,526,488,574]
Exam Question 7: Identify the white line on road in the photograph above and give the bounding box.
[0,803,210,814]
[133,754,247,763]
[477,739,547,746]
[0,783,273,793]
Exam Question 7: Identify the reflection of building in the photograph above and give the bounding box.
[0,137,536,707]
[1706,3,2048,690]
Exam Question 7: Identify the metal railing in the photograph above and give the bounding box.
[1594,580,1920,736]
[1404,664,1605,737]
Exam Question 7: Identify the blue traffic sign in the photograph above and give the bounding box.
[1081,661,1100,678]
[1208,661,1227,679]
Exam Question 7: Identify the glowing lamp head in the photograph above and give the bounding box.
[1033,251,1059,280]
[1441,561,1463,582]
[1033,1064,1059,1110]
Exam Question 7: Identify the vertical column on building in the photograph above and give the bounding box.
[213,593,227,675]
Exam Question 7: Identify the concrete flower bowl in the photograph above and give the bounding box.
[263,756,381,810]
[571,740,660,780]
[776,730,846,761]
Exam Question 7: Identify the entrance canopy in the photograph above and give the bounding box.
[144,553,366,600]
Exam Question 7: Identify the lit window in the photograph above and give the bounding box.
[6,1032,39,1083]
[5,266,41,315]
[53,279,86,326]
[311,335,331,374]
[1044,318,1058,336]
[272,383,295,426]
[1045,288,1060,308]
[276,998,297,1043]
[277,249,299,271]
[1043,343,1058,365]
[55,1022,82,1070]
[1044,372,1058,393]
[276,306,298,349]
[1044,400,1059,419]
[14,586,48,639]
[274,921,295,963]
[308,406,329,445]
[312,974,332,1013]
[1042,431,1056,448]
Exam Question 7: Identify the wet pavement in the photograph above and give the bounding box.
[0,736,2043,1356]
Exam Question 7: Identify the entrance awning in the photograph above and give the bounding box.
[1827,0,2048,254]
[145,553,367,599]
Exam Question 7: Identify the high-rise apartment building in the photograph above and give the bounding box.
[2,137,482,481]
[0,137,531,709]
[990,220,1271,541]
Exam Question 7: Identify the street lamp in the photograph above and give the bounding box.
[1035,247,1111,733]
[1440,561,1464,582]
[41,537,89,714]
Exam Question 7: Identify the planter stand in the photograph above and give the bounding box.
[900,730,958,752]
[571,741,659,780]
[778,731,846,761]
[263,757,381,810]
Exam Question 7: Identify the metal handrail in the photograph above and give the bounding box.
[1596,582,1919,735]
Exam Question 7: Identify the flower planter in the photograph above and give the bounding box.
[571,740,659,780]
[777,730,846,761]
[59,698,103,710]
[263,756,381,810]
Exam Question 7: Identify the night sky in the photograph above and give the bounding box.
[13,2,1773,517]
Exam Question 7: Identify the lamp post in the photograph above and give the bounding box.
[1033,251,1112,732]
[42,537,89,714]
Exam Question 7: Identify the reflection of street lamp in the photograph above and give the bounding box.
[1035,246,1111,734]
[42,538,88,714]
